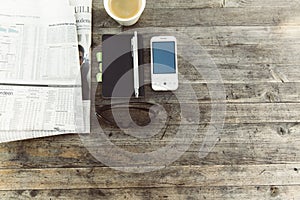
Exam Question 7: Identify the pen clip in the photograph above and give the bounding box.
[131,38,134,57]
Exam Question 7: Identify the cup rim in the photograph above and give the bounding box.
[103,0,146,22]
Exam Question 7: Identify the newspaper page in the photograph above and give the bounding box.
[69,0,92,133]
[0,0,84,142]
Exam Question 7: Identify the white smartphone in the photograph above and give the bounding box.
[150,36,178,91]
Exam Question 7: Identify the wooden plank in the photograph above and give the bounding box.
[224,0,300,8]
[89,123,300,143]
[92,0,299,9]
[92,26,300,47]
[0,122,299,168]
[93,0,224,9]
[205,45,300,64]
[164,26,300,46]
[93,83,300,105]
[92,102,300,124]
[0,164,299,190]
[1,186,299,199]
[182,65,299,84]
[88,121,300,166]
[92,7,300,28]
[91,82,300,103]
[144,82,300,103]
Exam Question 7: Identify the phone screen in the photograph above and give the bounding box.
[152,41,176,74]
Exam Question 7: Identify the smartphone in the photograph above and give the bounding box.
[150,36,178,91]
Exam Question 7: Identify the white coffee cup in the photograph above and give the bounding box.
[103,0,146,26]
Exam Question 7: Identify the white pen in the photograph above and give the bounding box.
[131,31,139,98]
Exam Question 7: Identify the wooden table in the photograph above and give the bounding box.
[1,0,300,199]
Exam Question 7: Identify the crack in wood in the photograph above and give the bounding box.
[268,65,288,83]
[221,0,226,7]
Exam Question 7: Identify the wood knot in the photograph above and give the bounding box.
[294,168,298,172]
[30,190,39,198]
[277,126,290,136]
[264,92,279,102]
[265,92,275,102]
[270,186,279,197]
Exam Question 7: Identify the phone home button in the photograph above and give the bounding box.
[164,82,166,85]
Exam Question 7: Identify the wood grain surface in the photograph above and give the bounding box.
[1,0,300,199]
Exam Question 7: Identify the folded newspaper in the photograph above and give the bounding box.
[0,0,91,142]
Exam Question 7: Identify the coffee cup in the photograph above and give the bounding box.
[103,0,146,26]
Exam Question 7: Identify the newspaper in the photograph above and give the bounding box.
[0,0,85,142]
[69,0,92,133]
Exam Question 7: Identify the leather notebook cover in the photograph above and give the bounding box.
[102,34,144,98]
